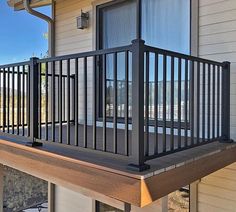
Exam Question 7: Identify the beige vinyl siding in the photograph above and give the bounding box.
[199,0,236,139]
[198,163,236,212]
[198,1,236,211]
[55,0,93,56]
[54,0,96,124]
[54,186,95,212]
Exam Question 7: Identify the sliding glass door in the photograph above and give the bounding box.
[97,0,191,119]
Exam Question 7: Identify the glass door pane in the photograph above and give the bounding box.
[98,0,136,118]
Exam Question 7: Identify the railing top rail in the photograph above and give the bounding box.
[144,45,223,67]
[37,45,132,63]
[0,61,30,69]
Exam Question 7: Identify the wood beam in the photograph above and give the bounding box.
[0,139,235,208]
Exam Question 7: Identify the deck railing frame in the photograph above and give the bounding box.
[0,40,231,171]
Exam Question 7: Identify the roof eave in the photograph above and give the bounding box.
[7,0,52,11]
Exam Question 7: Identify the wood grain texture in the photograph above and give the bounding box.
[141,147,236,207]
[0,139,142,206]
[0,138,236,207]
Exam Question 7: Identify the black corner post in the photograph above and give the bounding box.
[220,61,233,143]
[127,0,150,171]
[128,39,150,172]
[27,57,43,147]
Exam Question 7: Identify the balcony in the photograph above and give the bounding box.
[0,39,235,207]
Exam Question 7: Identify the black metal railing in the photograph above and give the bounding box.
[0,39,231,171]
[0,62,30,137]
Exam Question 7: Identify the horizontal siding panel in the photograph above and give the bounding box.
[199,42,236,55]
[56,37,92,47]
[56,30,92,43]
[198,193,236,211]
[56,47,94,56]
[55,5,92,20]
[199,0,227,7]
[199,9,236,26]
[226,162,236,170]
[210,166,236,180]
[55,30,92,40]
[201,175,236,190]
[199,183,236,201]
[199,52,236,62]
[200,0,236,16]
[55,0,93,56]
[55,0,91,11]
[200,20,236,36]
[198,202,232,212]
[199,31,236,45]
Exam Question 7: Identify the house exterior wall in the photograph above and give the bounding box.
[55,0,98,125]
[53,0,236,211]
[55,0,93,55]
[197,0,236,211]
[54,185,165,212]
[54,186,95,212]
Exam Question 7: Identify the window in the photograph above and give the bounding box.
[97,0,191,120]
[96,201,123,212]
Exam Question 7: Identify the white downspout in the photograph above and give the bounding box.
[23,0,55,57]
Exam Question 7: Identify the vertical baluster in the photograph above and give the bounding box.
[177,58,182,148]
[163,55,167,152]
[202,63,206,142]
[45,62,49,140]
[27,66,30,137]
[217,65,220,138]
[197,62,200,143]
[212,65,216,139]
[125,51,129,156]
[17,66,21,135]
[74,59,78,146]
[154,53,159,155]
[59,60,63,144]
[3,68,6,132]
[67,59,71,145]
[16,66,20,135]
[93,56,97,149]
[12,67,15,134]
[113,53,118,153]
[22,66,25,136]
[184,59,188,146]
[51,61,55,142]
[145,52,149,156]
[84,57,88,148]
[170,56,175,150]
[7,67,10,133]
[38,64,42,139]
[103,54,107,151]
[190,61,195,145]
[63,77,66,122]
[58,76,60,123]
[208,64,211,140]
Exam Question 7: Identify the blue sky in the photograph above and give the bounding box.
[0,1,51,65]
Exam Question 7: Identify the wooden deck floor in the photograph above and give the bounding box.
[0,128,235,207]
